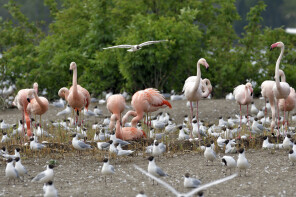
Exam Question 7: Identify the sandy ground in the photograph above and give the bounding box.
[0,99,296,197]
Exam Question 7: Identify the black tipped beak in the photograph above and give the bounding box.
[251,92,253,96]
[77,110,79,116]
[270,47,273,51]
[69,69,73,74]
[206,67,209,71]
[27,98,30,103]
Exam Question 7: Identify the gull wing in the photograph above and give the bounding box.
[139,40,168,47]
[103,45,133,49]
[32,172,46,182]
[78,141,91,149]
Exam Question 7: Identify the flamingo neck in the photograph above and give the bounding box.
[193,62,201,92]
[115,120,122,139]
[275,45,284,90]
[201,79,211,97]
[242,86,248,104]
[33,91,46,108]
[278,70,286,82]
[72,67,78,92]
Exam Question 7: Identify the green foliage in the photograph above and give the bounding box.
[0,0,296,100]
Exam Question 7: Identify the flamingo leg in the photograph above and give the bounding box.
[239,104,242,138]
[264,98,267,127]
[247,104,251,138]
[196,101,201,141]
[277,100,280,139]
[189,102,193,138]
[284,100,287,134]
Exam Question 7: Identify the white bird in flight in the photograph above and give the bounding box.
[103,40,168,52]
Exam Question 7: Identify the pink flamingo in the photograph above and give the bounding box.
[58,85,90,110]
[201,78,212,98]
[233,82,253,138]
[277,70,296,127]
[270,41,290,134]
[261,81,276,131]
[67,62,88,123]
[183,58,210,139]
[12,83,39,138]
[122,88,172,127]
[115,119,146,141]
[26,89,49,136]
[107,94,127,130]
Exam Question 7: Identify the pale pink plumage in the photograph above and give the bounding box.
[233,82,253,137]
[107,94,126,130]
[183,58,210,139]
[122,88,171,127]
[115,120,146,141]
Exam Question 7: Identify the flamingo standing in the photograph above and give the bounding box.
[58,85,90,110]
[12,82,39,139]
[183,58,210,139]
[122,88,172,128]
[233,82,253,138]
[270,41,291,135]
[107,94,126,131]
[201,78,212,98]
[261,80,276,131]
[26,89,49,136]
[67,62,88,124]
[277,70,296,127]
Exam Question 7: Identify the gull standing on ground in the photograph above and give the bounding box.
[251,118,264,135]
[237,148,249,176]
[57,105,72,116]
[283,134,293,149]
[43,181,58,197]
[152,140,166,157]
[250,102,259,115]
[71,134,92,152]
[103,40,168,52]
[221,156,236,175]
[184,173,201,188]
[97,142,110,151]
[204,144,216,165]
[5,158,20,184]
[147,156,167,185]
[117,144,134,156]
[32,164,54,183]
[136,191,147,197]
[262,136,275,149]
[101,158,115,183]
[1,132,10,143]
[30,137,46,151]
[15,157,28,180]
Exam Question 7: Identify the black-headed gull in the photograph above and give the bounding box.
[101,158,115,184]
[103,40,168,52]
[5,158,20,184]
[43,181,58,197]
[147,156,167,184]
[289,150,296,165]
[237,148,249,176]
[204,144,216,165]
[184,173,201,188]
[32,164,54,183]
[221,156,236,175]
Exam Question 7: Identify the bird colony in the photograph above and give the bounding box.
[1,41,296,196]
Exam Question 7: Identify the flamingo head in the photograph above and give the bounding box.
[245,82,253,95]
[33,82,38,93]
[198,58,209,70]
[270,41,284,51]
[58,87,69,99]
[69,62,77,70]
[27,89,36,103]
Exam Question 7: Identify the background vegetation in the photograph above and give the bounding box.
[0,0,296,100]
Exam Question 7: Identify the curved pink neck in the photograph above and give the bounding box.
[193,62,201,93]
[242,86,248,104]
[115,120,122,139]
[275,45,284,90]
[72,67,78,94]
[33,91,46,109]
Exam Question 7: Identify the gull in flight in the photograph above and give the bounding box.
[134,165,237,197]
[103,40,168,52]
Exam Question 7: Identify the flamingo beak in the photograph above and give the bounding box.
[27,98,31,103]
[69,69,73,74]
[205,62,209,71]
[270,43,278,51]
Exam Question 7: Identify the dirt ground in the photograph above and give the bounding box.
[0,99,296,197]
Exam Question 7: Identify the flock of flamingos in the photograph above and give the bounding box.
[12,41,293,142]
[1,41,295,196]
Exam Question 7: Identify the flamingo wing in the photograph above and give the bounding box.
[144,88,172,108]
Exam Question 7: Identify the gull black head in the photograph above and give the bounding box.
[154,141,159,146]
[238,148,245,154]
[210,140,214,144]
[2,132,7,135]
[95,131,100,135]
[20,120,23,124]
[48,164,54,169]
[184,115,188,118]
[16,147,20,152]
[7,158,13,163]
[184,173,190,178]
[254,117,258,121]
[30,138,34,141]
[2,147,6,151]
[263,136,268,140]
[108,140,113,144]
[251,101,254,104]
[103,158,108,163]
[15,157,20,162]
[224,140,229,145]
[222,158,227,166]
[148,156,154,161]
[71,134,77,138]
[31,118,35,122]
[47,181,53,185]
[219,116,222,119]
[178,125,183,130]
[0,120,3,123]
[139,191,145,195]
[206,143,211,148]
[94,106,97,109]
[287,134,291,139]
[289,150,294,154]
[114,142,119,147]
[193,120,197,124]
